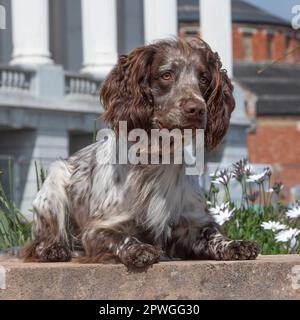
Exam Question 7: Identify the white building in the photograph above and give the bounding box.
[0,0,248,216]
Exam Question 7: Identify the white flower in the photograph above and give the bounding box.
[275,228,300,242]
[246,172,265,183]
[275,228,300,250]
[286,206,300,219]
[209,202,235,225]
[261,221,287,232]
[212,176,229,185]
[209,203,227,215]
[211,170,232,185]
[246,168,270,183]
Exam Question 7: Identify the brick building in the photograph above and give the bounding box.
[239,63,300,199]
[179,0,300,64]
[179,0,300,199]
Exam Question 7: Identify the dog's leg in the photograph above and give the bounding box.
[81,223,160,268]
[167,221,259,260]
[20,161,72,262]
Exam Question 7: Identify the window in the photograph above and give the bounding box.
[267,34,274,60]
[243,33,252,61]
[179,24,199,42]
[295,39,300,63]
[285,35,291,53]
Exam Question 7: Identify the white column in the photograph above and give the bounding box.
[10,0,53,65]
[81,0,118,79]
[143,0,177,43]
[200,0,233,78]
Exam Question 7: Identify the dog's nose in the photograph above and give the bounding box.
[183,100,206,118]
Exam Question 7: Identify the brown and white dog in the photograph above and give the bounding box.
[21,38,259,267]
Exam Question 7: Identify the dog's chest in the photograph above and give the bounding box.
[125,165,199,238]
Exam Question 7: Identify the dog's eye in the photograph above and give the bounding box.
[199,76,209,84]
[161,72,173,81]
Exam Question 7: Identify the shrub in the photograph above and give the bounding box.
[1,157,299,255]
[0,163,31,250]
[207,159,300,254]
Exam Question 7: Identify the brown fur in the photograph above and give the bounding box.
[100,38,235,149]
[20,38,259,268]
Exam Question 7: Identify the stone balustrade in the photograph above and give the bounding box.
[0,66,101,100]
[0,66,33,92]
[65,72,100,98]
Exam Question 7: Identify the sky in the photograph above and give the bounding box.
[244,0,299,22]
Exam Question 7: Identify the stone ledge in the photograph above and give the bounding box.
[0,255,300,300]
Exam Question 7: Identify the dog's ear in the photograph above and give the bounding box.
[100,45,156,132]
[204,51,235,150]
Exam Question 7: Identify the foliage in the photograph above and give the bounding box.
[1,155,300,255]
[34,160,47,192]
[0,159,31,250]
[207,159,300,254]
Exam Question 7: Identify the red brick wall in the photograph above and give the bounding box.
[252,28,267,61]
[230,24,300,64]
[272,31,285,61]
[232,25,244,60]
[180,23,300,64]
[288,36,300,64]
[248,118,300,195]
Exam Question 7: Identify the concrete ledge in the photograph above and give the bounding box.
[1,255,300,300]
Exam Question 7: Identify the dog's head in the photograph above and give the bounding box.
[100,38,235,150]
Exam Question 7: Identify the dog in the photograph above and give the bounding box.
[21,38,259,267]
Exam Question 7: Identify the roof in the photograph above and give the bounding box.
[231,0,289,26]
[178,0,290,27]
[234,62,300,115]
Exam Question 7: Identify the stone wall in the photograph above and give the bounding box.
[1,255,300,299]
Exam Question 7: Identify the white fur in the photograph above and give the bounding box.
[32,132,212,245]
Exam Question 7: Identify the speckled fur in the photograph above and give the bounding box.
[20,134,259,266]
[20,38,259,267]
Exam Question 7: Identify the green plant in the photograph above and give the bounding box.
[0,160,31,250]
[34,160,47,192]
[208,159,300,255]
[92,119,98,143]
[1,154,300,255]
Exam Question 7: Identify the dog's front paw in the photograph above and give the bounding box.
[20,240,72,262]
[123,243,161,268]
[36,241,72,262]
[222,240,259,260]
